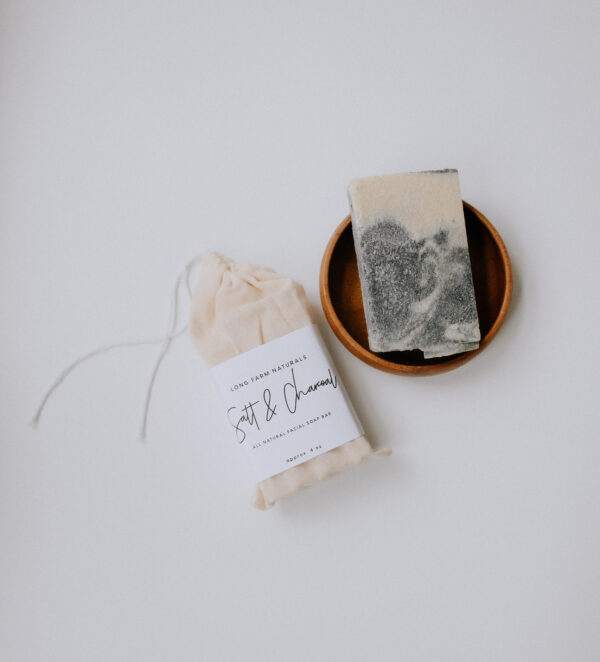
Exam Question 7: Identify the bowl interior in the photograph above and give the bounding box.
[322,202,511,373]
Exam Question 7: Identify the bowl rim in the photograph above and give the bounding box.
[319,200,513,375]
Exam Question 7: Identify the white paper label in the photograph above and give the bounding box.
[210,324,364,482]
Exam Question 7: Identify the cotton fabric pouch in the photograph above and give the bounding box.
[190,251,387,509]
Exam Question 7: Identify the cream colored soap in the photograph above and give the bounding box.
[348,170,480,358]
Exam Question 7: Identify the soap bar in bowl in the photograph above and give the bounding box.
[348,170,480,359]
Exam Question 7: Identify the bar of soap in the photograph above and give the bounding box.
[189,251,387,510]
[348,169,480,359]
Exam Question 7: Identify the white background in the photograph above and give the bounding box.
[1,1,599,660]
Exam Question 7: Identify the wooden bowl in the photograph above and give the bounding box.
[319,201,512,375]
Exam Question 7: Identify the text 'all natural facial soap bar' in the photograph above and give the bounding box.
[348,170,480,358]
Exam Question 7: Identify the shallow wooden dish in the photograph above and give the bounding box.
[319,201,512,375]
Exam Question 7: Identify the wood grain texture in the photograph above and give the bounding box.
[319,201,512,375]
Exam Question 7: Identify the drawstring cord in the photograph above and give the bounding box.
[30,255,203,440]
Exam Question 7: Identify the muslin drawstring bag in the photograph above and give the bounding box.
[32,251,388,510]
[190,251,387,510]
